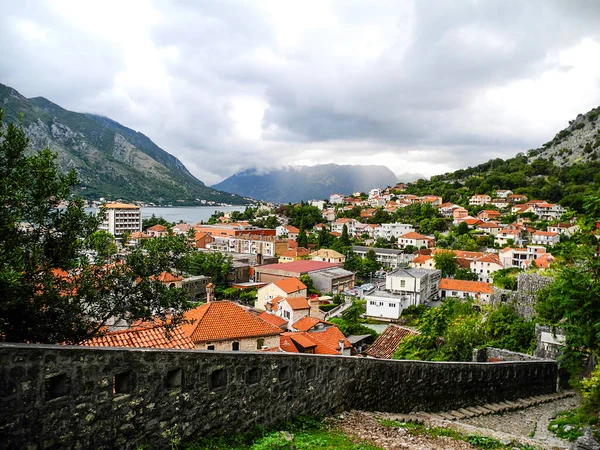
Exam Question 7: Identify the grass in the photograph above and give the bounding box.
[181,416,382,450]
[548,408,599,441]
[378,419,537,449]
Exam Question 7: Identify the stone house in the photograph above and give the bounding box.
[256,278,308,310]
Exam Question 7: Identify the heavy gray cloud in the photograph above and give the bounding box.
[1,0,600,185]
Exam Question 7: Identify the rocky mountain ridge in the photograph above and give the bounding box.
[0,83,247,204]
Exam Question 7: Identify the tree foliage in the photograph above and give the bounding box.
[0,109,193,344]
[433,251,458,277]
[185,251,233,289]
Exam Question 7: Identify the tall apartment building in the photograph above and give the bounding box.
[98,202,142,237]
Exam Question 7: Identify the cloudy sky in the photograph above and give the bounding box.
[2,0,600,185]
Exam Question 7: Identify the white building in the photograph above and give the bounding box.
[495,190,513,198]
[438,278,493,303]
[469,194,491,206]
[329,194,344,205]
[365,292,410,321]
[531,203,566,221]
[375,223,415,240]
[385,267,441,305]
[331,218,357,235]
[351,246,411,269]
[309,200,326,210]
[470,254,503,283]
[397,232,434,249]
[530,231,560,247]
[98,202,142,237]
[499,246,547,269]
[547,222,578,237]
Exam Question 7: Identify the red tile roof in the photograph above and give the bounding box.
[272,278,307,293]
[284,296,310,310]
[258,311,288,328]
[280,327,351,355]
[80,325,194,349]
[155,272,183,283]
[399,231,429,240]
[439,278,493,294]
[292,316,331,332]
[181,301,282,343]
[363,325,418,359]
[147,224,167,232]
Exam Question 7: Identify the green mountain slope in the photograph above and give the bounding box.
[402,106,600,214]
[212,164,399,203]
[0,83,247,204]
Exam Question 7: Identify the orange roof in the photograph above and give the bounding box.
[280,327,351,355]
[284,296,310,310]
[258,311,288,328]
[284,225,300,233]
[147,224,167,232]
[279,248,310,258]
[80,325,194,349]
[474,254,501,265]
[272,277,307,294]
[532,231,558,236]
[464,218,483,226]
[399,231,428,240]
[130,231,150,239]
[292,316,331,332]
[438,278,493,294]
[412,255,432,264]
[269,296,285,311]
[181,301,282,343]
[535,253,555,269]
[155,271,183,283]
[104,202,140,209]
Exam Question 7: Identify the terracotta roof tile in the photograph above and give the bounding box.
[272,278,307,293]
[438,278,493,294]
[399,231,429,240]
[258,311,288,328]
[182,301,282,343]
[363,325,418,359]
[80,325,194,349]
[284,296,310,310]
[292,316,331,332]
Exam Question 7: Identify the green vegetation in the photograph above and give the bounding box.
[393,300,535,361]
[329,301,378,338]
[183,416,382,450]
[184,251,233,291]
[548,409,596,441]
[378,420,536,449]
[0,109,193,343]
[143,214,174,230]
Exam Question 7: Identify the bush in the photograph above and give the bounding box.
[318,304,337,312]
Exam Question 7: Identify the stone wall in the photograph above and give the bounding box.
[491,273,554,319]
[473,347,542,362]
[0,343,558,450]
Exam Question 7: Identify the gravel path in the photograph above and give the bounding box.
[460,395,579,448]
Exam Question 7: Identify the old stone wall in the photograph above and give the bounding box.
[491,273,554,319]
[473,347,542,362]
[0,343,558,450]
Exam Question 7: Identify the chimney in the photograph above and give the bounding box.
[206,283,215,303]
[338,340,345,355]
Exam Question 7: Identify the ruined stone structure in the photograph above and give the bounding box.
[491,273,554,319]
[0,343,558,449]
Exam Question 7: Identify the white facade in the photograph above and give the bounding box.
[309,200,326,210]
[530,231,560,247]
[375,223,415,240]
[385,268,441,305]
[331,219,357,235]
[98,203,142,237]
[470,258,503,283]
[469,195,491,206]
[329,194,344,205]
[365,294,407,320]
[531,203,566,221]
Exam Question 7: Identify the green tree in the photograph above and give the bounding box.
[0,109,192,344]
[454,268,479,281]
[456,221,470,236]
[142,214,173,230]
[433,251,458,277]
[317,226,330,249]
[185,251,233,289]
[340,224,351,246]
[84,230,118,263]
[299,274,319,295]
[296,218,308,248]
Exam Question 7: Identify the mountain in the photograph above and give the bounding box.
[212,164,399,203]
[530,106,600,165]
[0,83,248,204]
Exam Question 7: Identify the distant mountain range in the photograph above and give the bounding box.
[212,164,399,203]
[0,83,248,204]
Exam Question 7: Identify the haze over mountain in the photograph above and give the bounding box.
[212,164,399,203]
[0,84,247,204]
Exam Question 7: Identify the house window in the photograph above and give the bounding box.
[389,303,395,308]
[284,311,290,319]
[257,339,265,349]
[232,342,240,351]
[207,345,215,350]
[400,280,405,287]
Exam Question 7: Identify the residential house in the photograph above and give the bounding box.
[280,328,352,355]
[194,224,276,238]
[463,217,484,228]
[128,231,151,245]
[309,200,326,210]
[420,195,443,206]
[438,279,493,303]
[477,210,502,221]
[253,261,353,294]
[495,190,513,198]
[470,254,503,283]
[274,296,311,330]
[530,231,560,247]
[146,224,168,237]
[495,229,522,247]
[375,223,415,240]
[384,268,441,304]
[362,324,418,359]
[499,246,547,269]
[309,248,346,264]
[452,207,469,223]
[193,231,213,249]
[397,231,434,249]
[547,222,578,237]
[511,204,531,214]
[256,278,307,310]
[332,218,357,235]
[439,202,461,217]
[291,316,333,332]
[531,203,566,221]
[508,194,528,203]
[80,324,195,349]
[311,267,355,294]
[409,254,435,270]
[278,247,310,263]
[329,194,344,205]
[534,253,556,269]
[321,209,337,222]
[476,222,503,235]
[491,198,510,209]
[180,301,282,351]
[351,246,410,269]
[257,311,288,330]
[469,194,491,206]
[276,225,300,239]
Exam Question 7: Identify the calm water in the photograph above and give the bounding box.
[85,206,246,224]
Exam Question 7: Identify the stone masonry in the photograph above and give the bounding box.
[491,273,554,319]
[0,343,558,449]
